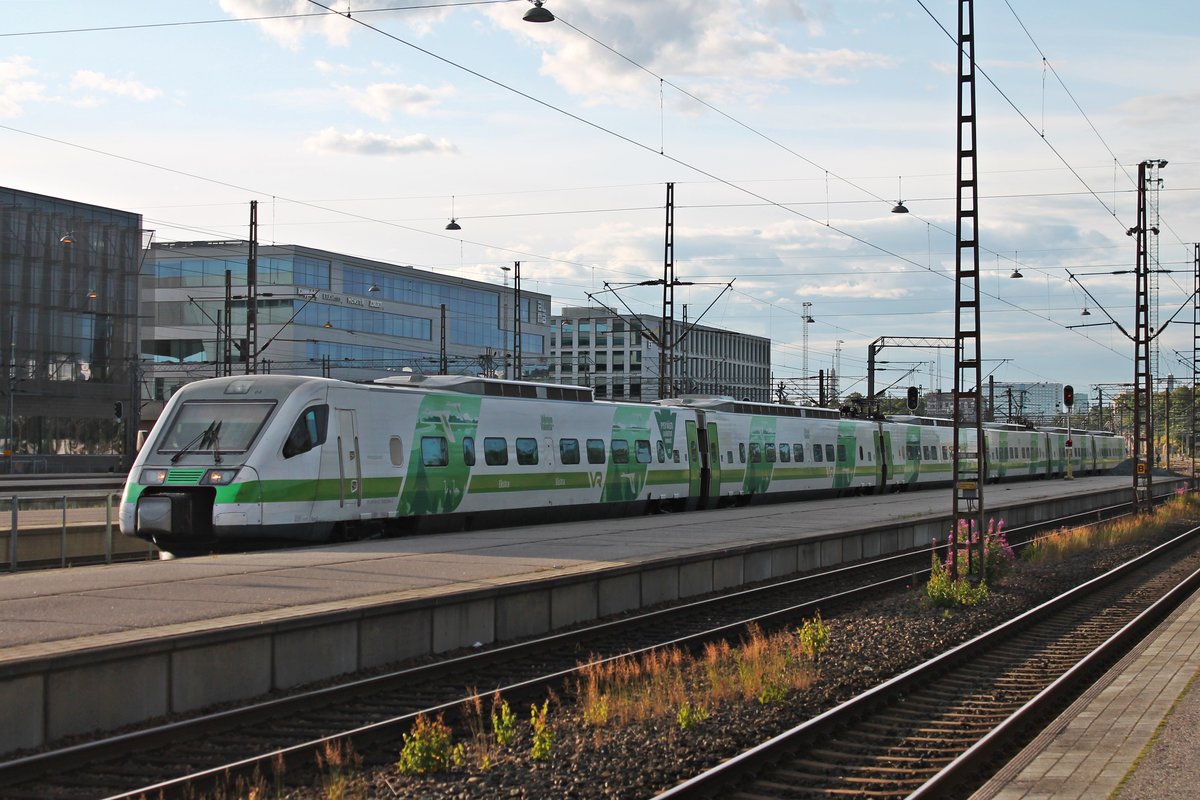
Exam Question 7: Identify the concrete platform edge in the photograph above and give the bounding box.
[0,482,1156,756]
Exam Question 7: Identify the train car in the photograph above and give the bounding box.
[985,422,1040,481]
[663,398,880,505]
[120,373,702,554]
[882,416,956,489]
[120,373,1130,556]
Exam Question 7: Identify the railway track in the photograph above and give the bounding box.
[657,523,1200,799]
[0,499,1172,798]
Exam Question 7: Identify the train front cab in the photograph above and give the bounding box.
[123,376,336,554]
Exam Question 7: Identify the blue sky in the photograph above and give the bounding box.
[3,0,1199,402]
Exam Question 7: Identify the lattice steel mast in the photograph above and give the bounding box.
[952,0,986,579]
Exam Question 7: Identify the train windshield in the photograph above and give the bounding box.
[157,400,276,456]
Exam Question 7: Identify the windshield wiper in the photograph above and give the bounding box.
[170,420,220,464]
[209,421,223,464]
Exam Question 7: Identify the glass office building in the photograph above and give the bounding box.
[0,187,143,472]
[141,242,552,416]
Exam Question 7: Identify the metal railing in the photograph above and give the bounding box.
[3,492,157,571]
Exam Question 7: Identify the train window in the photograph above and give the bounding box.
[689,441,698,463]
[484,437,509,466]
[421,436,449,467]
[674,449,681,463]
[825,444,835,462]
[611,439,630,464]
[922,445,931,461]
[794,444,804,462]
[739,443,747,463]
[635,440,652,464]
[586,438,606,464]
[463,436,476,466]
[942,446,949,461]
[516,437,538,466]
[389,436,404,466]
[282,404,328,459]
[766,443,776,463]
[812,444,823,463]
[749,442,762,463]
[657,440,666,463]
[560,438,581,465]
[837,444,846,462]
[780,443,791,463]
[726,450,733,464]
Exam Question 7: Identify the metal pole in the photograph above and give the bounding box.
[513,262,522,380]
[1132,161,1155,513]
[60,495,67,568]
[105,492,113,564]
[6,310,13,474]
[1166,374,1174,467]
[8,498,17,572]
[246,201,258,375]
[952,0,986,580]
[661,183,675,400]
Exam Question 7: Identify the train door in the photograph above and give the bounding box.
[704,420,721,508]
[336,408,362,508]
[833,425,857,490]
[872,425,890,494]
[685,419,704,510]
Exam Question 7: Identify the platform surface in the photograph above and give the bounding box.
[974,584,1200,800]
[0,476,1136,666]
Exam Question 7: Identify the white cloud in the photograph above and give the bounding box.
[342,82,455,120]
[0,56,45,118]
[219,0,353,50]
[486,1,892,106]
[70,70,162,103]
[303,127,459,156]
[219,0,447,48]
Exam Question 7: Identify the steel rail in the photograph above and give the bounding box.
[653,520,1200,799]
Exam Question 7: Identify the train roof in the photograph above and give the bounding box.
[984,421,1036,431]
[372,373,595,402]
[886,415,956,428]
[1036,426,1122,437]
[657,396,841,419]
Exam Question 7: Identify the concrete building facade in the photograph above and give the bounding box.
[550,306,771,402]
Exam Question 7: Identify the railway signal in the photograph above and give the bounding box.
[906,386,919,410]
[1063,385,1074,408]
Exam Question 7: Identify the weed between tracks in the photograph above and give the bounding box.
[208,492,1200,799]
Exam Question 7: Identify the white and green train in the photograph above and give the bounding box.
[119,374,1127,555]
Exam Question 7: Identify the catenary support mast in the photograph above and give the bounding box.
[952,0,986,579]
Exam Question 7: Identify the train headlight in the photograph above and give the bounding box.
[140,468,169,485]
[201,468,240,485]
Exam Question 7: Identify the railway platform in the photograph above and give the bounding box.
[974,578,1200,800]
[0,475,1177,758]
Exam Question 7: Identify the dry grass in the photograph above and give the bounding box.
[1023,491,1200,564]
[575,620,824,730]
